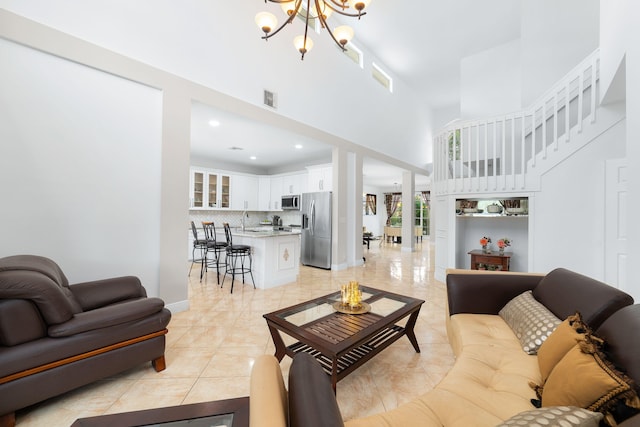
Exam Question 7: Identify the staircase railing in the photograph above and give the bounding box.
[433,49,600,195]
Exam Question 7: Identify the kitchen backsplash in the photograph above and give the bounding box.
[189,210,303,228]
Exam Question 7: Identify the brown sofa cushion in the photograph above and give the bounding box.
[0,299,46,346]
[47,297,165,337]
[541,336,640,424]
[532,268,633,329]
[0,255,82,324]
[288,353,344,427]
[537,312,588,382]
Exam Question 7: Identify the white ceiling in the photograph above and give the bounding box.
[190,0,522,188]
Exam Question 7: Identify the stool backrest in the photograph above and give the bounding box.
[191,221,199,240]
[202,221,217,243]
[223,223,233,247]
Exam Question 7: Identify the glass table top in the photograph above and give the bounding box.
[280,287,416,326]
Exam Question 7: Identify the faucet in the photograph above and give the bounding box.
[241,210,249,232]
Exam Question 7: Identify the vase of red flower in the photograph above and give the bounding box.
[497,238,511,255]
[480,236,491,253]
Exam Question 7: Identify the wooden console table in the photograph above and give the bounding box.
[468,249,511,271]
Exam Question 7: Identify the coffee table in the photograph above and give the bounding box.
[264,286,424,391]
[71,397,248,427]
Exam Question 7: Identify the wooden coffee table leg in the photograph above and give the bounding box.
[267,325,287,361]
[404,309,421,353]
[331,358,339,393]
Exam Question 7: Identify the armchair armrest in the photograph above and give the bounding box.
[447,272,544,316]
[48,297,165,337]
[250,355,288,427]
[70,276,147,311]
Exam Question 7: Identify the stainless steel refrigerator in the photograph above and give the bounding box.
[301,191,332,269]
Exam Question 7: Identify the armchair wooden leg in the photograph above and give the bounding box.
[152,355,166,372]
[0,412,15,427]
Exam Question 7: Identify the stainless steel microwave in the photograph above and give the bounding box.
[281,194,300,210]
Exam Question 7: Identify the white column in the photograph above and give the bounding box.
[347,153,364,266]
[401,171,416,253]
[331,147,349,270]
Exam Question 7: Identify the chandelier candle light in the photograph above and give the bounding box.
[255,0,372,60]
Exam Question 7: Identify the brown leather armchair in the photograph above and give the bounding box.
[0,255,172,426]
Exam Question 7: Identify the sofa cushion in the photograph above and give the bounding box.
[541,340,640,417]
[288,352,344,427]
[537,312,588,382]
[447,313,523,357]
[496,406,603,427]
[249,355,288,427]
[532,268,633,330]
[0,299,46,346]
[499,290,561,354]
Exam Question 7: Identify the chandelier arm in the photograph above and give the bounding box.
[300,0,311,59]
[315,0,347,51]
[322,1,367,18]
[261,0,302,40]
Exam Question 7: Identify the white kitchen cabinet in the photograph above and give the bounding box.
[190,169,205,208]
[209,172,231,209]
[231,174,258,210]
[282,171,307,195]
[258,176,271,211]
[270,176,283,211]
[307,165,332,192]
[189,168,230,209]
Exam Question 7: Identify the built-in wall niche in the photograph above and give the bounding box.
[456,197,528,215]
[455,197,529,272]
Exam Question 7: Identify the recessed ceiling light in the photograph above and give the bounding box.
[295,144,303,149]
[250,156,257,160]
[209,120,220,127]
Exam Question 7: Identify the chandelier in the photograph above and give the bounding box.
[255,0,372,60]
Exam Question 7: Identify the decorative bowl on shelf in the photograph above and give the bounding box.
[487,204,503,213]
[507,207,526,214]
[463,208,478,213]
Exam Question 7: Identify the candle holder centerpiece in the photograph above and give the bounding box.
[334,281,370,314]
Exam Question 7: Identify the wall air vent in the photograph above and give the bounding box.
[263,89,277,109]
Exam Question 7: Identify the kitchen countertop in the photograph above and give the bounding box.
[231,227,301,238]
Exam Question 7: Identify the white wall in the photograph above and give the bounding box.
[599,0,628,104]
[0,38,163,292]
[532,114,626,278]
[461,39,522,119]
[0,1,433,170]
[520,0,600,106]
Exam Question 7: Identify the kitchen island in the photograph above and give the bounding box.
[219,227,301,289]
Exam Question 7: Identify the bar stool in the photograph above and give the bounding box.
[188,221,207,277]
[222,223,255,293]
[201,221,227,283]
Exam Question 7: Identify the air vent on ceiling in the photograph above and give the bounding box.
[263,89,277,109]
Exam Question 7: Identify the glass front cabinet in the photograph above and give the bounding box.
[190,169,230,209]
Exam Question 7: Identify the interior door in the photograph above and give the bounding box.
[605,159,627,290]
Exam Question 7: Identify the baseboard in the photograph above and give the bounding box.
[165,299,190,314]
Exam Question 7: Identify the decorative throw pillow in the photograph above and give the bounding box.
[496,406,603,427]
[499,290,561,354]
[541,337,640,424]
[537,312,588,382]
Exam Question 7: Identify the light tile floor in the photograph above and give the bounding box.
[15,240,455,426]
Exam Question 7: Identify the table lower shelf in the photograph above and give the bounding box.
[287,324,404,378]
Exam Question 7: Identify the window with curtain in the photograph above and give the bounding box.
[364,194,377,215]
[384,192,402,226]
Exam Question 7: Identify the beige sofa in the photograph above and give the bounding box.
[250,268,640,427]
